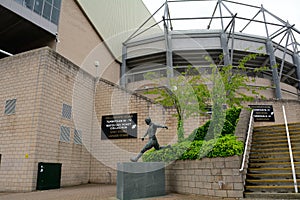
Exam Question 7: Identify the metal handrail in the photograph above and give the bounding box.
[282,105,298,193]
[239,109,254,172]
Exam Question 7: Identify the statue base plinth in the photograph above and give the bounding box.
[117,162,165,200]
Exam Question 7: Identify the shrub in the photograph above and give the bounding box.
[187,121,210,141]
[225,107,241,126]
[142,107,243,162]
[206,135,244,158]
[142,141,191,162]
[181,140,204,160]
[143,135,243,162]
[189,107,241,140]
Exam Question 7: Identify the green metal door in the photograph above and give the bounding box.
[36,162,62,190]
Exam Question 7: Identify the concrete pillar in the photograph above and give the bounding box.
[266,39,282,99]
[220,32,230,66]
[293,53,300,90]
[120,45,127,87]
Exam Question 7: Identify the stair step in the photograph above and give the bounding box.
[247,168,294,174]
[246,179,300,186]
[245,185,299,193]
[249,162,300,168]
[254,128,300,134]
[247,173,293,179]
[254,123,300,131]
[244,192,300,199]
[252,135,300,141]
[251,147,300,153]
[249,156,300,163]
[250,152,300,158]
[251,142,300,149]
[252,137,300,144]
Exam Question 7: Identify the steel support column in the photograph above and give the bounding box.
[120,45,127,87]
[165,30,173,78]
[293,53,300,90]
[220,32,230,66]
[163,2,173,79]
[266,39,282,99]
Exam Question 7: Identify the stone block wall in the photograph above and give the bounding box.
[0,47,95,191]
[90,79,179,183]
[165,156,244,199]
[0,49,43,192]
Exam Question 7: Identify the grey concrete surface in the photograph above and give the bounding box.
[117,162,165,200]
[0,184,228,200]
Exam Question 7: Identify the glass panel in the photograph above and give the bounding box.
[24,0,34,10]
[14,0,24,5]
[42,2,52,20]
[53,0,61,9]
[33,0,43,15]
[45,0,53,4]
[51,7,59,25]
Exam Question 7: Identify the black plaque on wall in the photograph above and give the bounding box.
[101,113,137,139]
[249,105,275,122]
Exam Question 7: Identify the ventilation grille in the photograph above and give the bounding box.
[60,126,70,142]
[62,103,72,119]
[4,99,16,115]
[74,129,82,145]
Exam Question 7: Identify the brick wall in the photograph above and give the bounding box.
[0,49,43,192]
[165,156,244,198]
[0,47,95,191]
[245,99,300,127]
[90,79,178,183]
[0,47,205,190]
[164,109,251,199]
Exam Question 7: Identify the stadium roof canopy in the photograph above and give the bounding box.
[121,0,300,99]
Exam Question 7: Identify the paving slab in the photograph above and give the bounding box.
[0,184,229,200]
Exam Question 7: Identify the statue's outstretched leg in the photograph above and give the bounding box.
[130,141,152,162]
[130,153,143,162]
[159,144,171,150]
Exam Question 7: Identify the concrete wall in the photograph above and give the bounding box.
[56,0,120,83]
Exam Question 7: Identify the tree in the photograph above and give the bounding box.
[144,67,210,142]
[144,50,267,141]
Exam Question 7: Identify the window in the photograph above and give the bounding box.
[42,1,52,20]
[33,0,43,15]
[59,126,70,143]
[51,7,60,24]
[14,0,61,25]
[4,99,16,115]
[74,129,82,145]
[62,103,72,119]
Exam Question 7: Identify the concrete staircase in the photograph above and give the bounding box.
[244,122,300,199]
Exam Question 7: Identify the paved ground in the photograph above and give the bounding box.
[0,184,226,200]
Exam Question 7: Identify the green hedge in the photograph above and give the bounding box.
[142,135,244,162]
[187,107,241,141]
[142,107,243,162]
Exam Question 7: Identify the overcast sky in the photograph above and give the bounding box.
[142,0,300,42]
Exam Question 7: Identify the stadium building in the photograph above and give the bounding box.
[0,0,300,198]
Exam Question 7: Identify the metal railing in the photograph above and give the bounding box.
[282,105,298,193]
[239,109,254,172]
